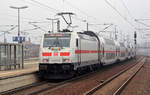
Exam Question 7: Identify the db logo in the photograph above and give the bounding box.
[53,52,58,56]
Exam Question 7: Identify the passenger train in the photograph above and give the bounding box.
[39,30,135,79]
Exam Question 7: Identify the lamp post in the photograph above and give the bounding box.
[10,6,28,43]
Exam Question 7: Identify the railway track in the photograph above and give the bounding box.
[84,57,145,95]
[0,72,39,94]
[1,65,104,95]
[0,71,38,80]
[25,57,142,95]
[0,57,142,95]
[112,57,146,95]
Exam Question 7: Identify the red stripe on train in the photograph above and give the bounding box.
[60,52,70,56]
[75,50,100,54]
[75,50,124,54]
[42,52,52,56]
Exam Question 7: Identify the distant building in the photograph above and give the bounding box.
[23,38,40,59]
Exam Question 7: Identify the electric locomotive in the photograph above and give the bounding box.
[39,31,102,79]
[39,30,136,79]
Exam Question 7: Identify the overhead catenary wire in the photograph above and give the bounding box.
[0,25,15,27]
[0,25,18,32]
[15,0,136,35]
[64,0,98,21]
[7,1,46,22]
[29,0,60,13]
[135,19,150,21]
[1,2,53,33]
[23,0,109,31]
[29,0,90,28]
[0,25,18,41]
[135,20,150,28]
[0,13,48,37]
[0,12,44,23]
[26,0,98,24]
[22,0,56,16]
[23,0,89,29]
[119,0,134,20]
[21,27,39,32]
[22,0,135,30]
[72,16,87,23]
[29,22,48,32]
[104,0,135,29]
[8,25,18,32]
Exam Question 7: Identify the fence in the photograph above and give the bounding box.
[0,43,24,71]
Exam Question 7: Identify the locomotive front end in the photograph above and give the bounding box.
[39,33,75,79]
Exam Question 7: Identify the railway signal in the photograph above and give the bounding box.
[134,31,137,57]
[134,31,137,45]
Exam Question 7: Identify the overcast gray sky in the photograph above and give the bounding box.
[0,0,150,44]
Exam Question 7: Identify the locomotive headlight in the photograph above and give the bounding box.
[63,58,70,63]
[51,48,54,51]
[43,59,49,63]
[58,48,61,51]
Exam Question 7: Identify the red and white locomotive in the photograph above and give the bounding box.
[39,30,135,79]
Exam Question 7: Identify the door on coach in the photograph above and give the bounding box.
[76,38,81,65]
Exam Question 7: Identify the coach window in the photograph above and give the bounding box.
[76,39,78,47]
[103,47,104,57]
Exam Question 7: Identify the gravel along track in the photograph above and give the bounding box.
[119,57,150,95]
[10,82,58,95]
[0,72,40,94]
[22,57,142,95]
[10,66,106,95]
[86,57,145,95]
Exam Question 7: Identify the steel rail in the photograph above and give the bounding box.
[0,71,38,80]
[25,68,104,95]
[0,57,142,95]
[0,72,42,95]
[0,65,103,95]
[29,57,143,95]
[112,58,146,95]
[84,57,144,95]
[0,81,47,95]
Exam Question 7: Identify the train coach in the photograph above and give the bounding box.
[99,37,118,65]
[118,42,127,61]
[39,30,135,79]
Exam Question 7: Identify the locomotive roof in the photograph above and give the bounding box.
[120,42,125,47]
[77,33,97,41]
[100,37,116,45]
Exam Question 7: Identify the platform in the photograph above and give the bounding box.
[0,58,39,79]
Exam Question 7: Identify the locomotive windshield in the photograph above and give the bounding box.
[43,34,71,47]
